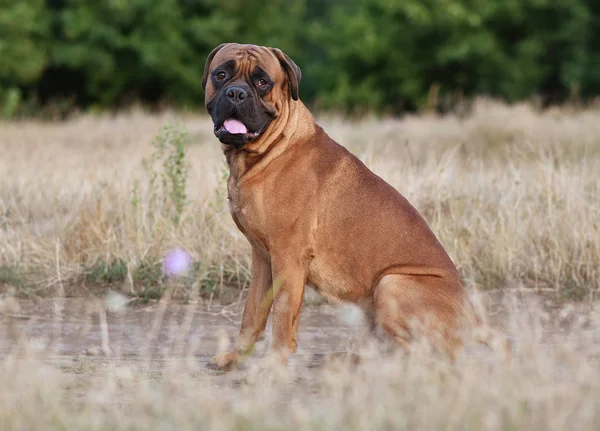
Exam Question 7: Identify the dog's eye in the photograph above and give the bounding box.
[216,71,226,80]
[256,79,268,89]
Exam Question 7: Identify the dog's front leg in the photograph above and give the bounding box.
[208,247,272,371]
[269,256,308,365]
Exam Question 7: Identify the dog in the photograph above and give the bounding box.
[202,43,510,371]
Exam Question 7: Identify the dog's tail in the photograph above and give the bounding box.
[466,301,512,365]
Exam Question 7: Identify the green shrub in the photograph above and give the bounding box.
[85,258,128,286]
[1,0,600,114]
[140,122,191,226]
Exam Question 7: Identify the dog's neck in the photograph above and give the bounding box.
[224,101,315,183]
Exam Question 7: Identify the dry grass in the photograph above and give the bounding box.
[0,98,599,300]
[1,294,600,430]
[1,101,600,428]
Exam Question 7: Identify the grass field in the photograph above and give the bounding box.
[1,293,600,430]
[0,98,598,301]
[1,99,600,430]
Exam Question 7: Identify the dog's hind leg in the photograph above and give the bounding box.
[372,273,467,361]
[466,303,512,365]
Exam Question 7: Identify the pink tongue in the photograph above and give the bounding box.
[223,119,248,134]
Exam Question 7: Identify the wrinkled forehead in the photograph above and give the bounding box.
[210,44,282,77]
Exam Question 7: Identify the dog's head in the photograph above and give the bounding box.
[202,43,302,149]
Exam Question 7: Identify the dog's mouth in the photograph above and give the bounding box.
[214,118,262,141]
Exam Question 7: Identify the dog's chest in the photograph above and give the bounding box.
[227,181,246,226]
[227,179,267,251]
[227,179,241,214]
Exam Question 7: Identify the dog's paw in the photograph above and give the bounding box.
[206,352,239,372]
[242,364,272,386]
[242,356,292,386]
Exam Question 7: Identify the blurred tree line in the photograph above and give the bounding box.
[1,0,600,117]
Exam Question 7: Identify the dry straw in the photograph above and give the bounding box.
[0,98,600,429]
[1,98,598,299]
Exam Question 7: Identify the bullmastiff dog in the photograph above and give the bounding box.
[203,43,510,371]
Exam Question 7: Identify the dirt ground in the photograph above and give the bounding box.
[0,295,369,391]
[2,290,600,431]
[2,291,598,386]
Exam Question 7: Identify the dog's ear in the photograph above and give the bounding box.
[270,48,302,101]
[202,43,231,91]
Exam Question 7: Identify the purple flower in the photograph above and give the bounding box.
[162,248,192,277]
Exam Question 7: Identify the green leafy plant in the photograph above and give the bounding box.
[1,88,22,119]
[140,122,191,226]
[84,258,128,286]
[134,257,163,288]
[2,0,600,114]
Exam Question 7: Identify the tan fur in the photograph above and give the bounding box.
[204,44,510,371]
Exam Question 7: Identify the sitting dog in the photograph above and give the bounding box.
[202,43,510,370]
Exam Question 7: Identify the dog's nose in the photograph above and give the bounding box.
[226,86,248,104]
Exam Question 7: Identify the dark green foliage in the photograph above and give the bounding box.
[1,0,600,115]
[0,0,49,116]
[560,279,590,302]
[309,0,592,112]
[133,257,165,302]
[85,258,128,286]
[0,265,28,289]
[133,257,163,288]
